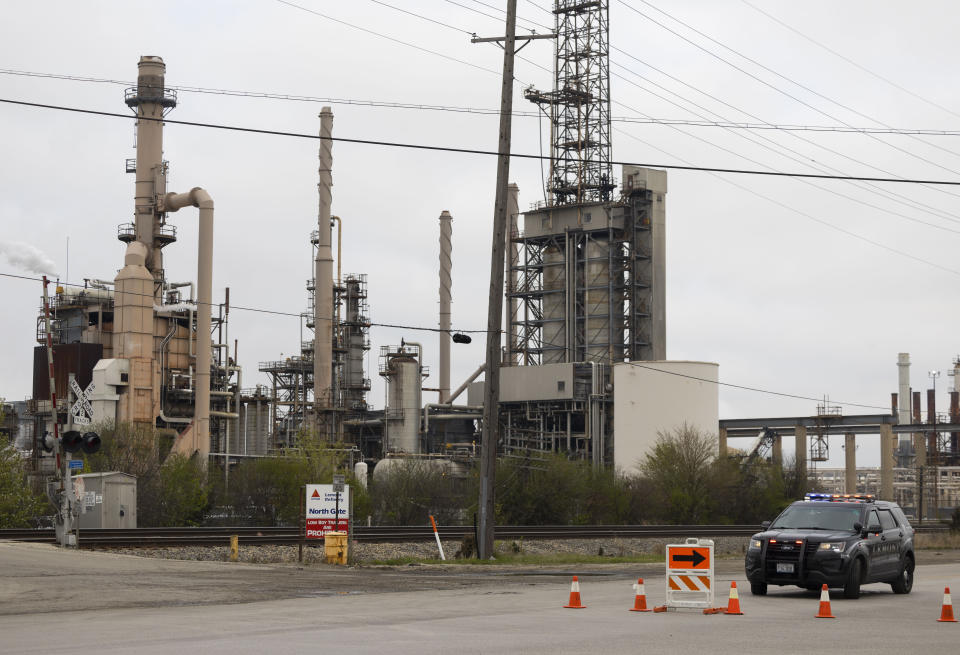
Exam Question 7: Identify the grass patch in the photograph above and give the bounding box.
[363,552,665,566]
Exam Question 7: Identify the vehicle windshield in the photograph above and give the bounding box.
[770,504,863,531]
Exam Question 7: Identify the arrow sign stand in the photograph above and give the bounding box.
[664,538,715,610]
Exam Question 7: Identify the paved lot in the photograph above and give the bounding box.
[2,542,959,653]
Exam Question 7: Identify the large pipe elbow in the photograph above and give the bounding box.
[163,187,213,212]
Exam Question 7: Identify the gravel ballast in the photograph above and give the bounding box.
[97,535,752,565]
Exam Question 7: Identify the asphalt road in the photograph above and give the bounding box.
[2,542,958,653]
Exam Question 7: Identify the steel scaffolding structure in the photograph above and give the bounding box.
[525,0,613,205]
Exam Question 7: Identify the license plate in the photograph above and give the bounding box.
[776,562,794,574]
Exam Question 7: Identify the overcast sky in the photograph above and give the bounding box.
[2,1,959,468]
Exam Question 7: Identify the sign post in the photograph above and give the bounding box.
[665,538,715,610]
[332,474,345,532]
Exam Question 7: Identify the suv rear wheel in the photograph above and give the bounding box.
[891,556,914,594]
[750,582,767,596]
[843,558,863,599]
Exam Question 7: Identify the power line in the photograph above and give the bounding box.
[369,0,552,74]
[622,0,960,194]
[4,97,960,187]
[358,3,960,238]
[0,269,890,412]
[6,67,960,137]
[624,362,889,411]
[739,0,960,124]
[608,56,960,232]
[272,0,504,80]
[370,0,473,36]
[613,126,960,277]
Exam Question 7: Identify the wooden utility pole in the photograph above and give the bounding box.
[476,0,518,560]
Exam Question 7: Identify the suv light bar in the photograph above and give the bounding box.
[804,493,875,503]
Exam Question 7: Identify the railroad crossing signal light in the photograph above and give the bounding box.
[62,430,83,452]
[61,430,101,455]
[82,431,101,455]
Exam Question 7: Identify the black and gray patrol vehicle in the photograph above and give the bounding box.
[745,493,915,599]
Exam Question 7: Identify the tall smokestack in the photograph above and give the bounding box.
[439,211,452,403]
[897,353,911,424]
[130,56,172,283]
[505,183,519,366]
[897,353,911,456]
[314,108,334,424]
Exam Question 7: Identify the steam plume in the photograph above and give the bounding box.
[0,240,59,276]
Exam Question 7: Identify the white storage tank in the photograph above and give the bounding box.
[612,361,719,474]
[354,461,369,488]
[385,355,421,454]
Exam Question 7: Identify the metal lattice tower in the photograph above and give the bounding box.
[526,0,613,205]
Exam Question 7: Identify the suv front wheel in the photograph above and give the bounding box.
[843,558,863,599]
[750,582,767,596]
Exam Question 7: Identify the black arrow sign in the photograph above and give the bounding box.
[673,550,706,567]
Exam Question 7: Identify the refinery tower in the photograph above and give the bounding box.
[487,0,675,467]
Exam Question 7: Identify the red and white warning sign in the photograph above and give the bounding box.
[305,483,350,539]
[665,538,715,609]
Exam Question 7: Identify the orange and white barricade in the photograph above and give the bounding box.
[664,538,714,610]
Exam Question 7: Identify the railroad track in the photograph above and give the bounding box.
[0,524,948,548]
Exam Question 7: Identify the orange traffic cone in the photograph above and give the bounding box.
[938,587,958,622]
[629,578,651,612]
[815,584,835,619]
[564,575,586,609]
[723,581,744,615]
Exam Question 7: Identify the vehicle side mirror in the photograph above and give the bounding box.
[868,524,881,534]
[761,520,770,529]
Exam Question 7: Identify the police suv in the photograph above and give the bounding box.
[745,493,915,599]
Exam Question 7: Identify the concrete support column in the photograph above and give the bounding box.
[772,435,783,468]
[718,427,727,459]
[844,433,857,494]
[880,423,895,501]
[795,426,807,483]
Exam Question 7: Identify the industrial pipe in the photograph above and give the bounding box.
[165,281,195,302]
[448,364,485,404]
[439,211,452,403]
[161,187,214,458]
[423,403,482,432]
[332,215,342,329]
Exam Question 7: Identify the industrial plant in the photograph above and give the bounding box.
[5,0,959,524]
